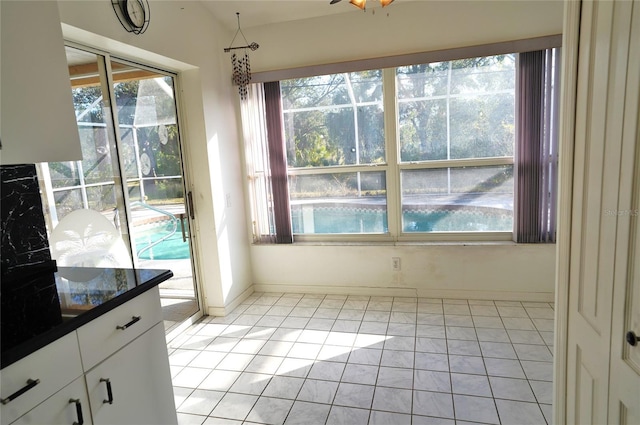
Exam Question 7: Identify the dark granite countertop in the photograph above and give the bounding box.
[1,264,173,369]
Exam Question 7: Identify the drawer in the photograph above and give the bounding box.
[77,286,162,371]
[12,376,92,425]
[0,332,83,425]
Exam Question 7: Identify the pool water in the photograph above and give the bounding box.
[292,206,512,234]
[403,210,512,232]
[134,223,190,260]
[135,208,512,256]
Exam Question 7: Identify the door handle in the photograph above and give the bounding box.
[626,331,638,347]
[187,191,195,220]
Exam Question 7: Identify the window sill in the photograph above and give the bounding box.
[251,231,559,247]
[290,231,514,244]
[252,240,555,247]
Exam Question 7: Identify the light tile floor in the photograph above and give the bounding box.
[167,293,554,425]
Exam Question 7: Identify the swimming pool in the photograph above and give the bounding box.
[135,206,512,253]
[134,222,190,260]
[291,205,513,234]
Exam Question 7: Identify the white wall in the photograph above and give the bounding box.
[248,0,564,72]
[56,1,253,312]
[246,0,562,301]
[252,244,556,300]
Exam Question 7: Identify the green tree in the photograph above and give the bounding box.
[282,71,385,168]
[397,55,515,162]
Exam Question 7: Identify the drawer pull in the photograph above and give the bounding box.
[116,315,141,330]
[0,378,40,404]
[100,378,114,404]
[69,398,84,425]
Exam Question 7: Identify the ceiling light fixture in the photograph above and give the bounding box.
[330,0,395,11]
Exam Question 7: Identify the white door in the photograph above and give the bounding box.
[565,0,640,423]
[607,2,640,421]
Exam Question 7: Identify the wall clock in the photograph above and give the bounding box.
[111,0,150,35]
[158,124,169,145]
[140,152,152,176]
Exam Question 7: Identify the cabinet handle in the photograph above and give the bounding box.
[100,378,114,404]
[69,398,84,425]
[116,315,141,330]
[0,378,40,404]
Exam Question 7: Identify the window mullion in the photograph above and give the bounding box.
[343,73,362,195]
[399,156,514,170]
[383,68,400,240]
[446,61,453,195]
[288,164,388,176]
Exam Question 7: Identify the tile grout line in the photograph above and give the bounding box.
[171,293,554,425]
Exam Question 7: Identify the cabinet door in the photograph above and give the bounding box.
[85,322,177,425]
[13,376,92,425]
[1,332,83,424]
[0,0,81,164]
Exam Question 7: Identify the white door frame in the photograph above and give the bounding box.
[553,1,581,423]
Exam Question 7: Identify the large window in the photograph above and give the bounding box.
[242,45,559,242]
[281,72,388,235]
[396,55,515,234]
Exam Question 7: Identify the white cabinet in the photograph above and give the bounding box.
[80,286,176,424]
[1,286,176,425]
[85,323,177,425]
[77,286,163,370]
[12,377,92,425]
[0,0,82,164]
[0,332,83,425]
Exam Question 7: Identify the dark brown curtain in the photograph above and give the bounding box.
[516,49,558,243]
[264,81,293,243]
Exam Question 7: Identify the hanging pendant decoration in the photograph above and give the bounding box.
[224,13,259,101]
[231,51,251,100]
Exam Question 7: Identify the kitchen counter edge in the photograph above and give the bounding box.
[0,268,173,369]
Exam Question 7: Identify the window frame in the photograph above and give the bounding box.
[246,36,561,244]
[391,59,516,242]
[286,66,516,243]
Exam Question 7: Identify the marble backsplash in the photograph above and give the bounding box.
[1,164,51,274]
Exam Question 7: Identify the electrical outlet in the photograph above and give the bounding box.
[392,257,401,271]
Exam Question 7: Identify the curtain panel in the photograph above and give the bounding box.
[516,49,559,243]
[264,82,293,244]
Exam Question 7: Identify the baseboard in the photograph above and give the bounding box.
[415,288,554,302]
[205,284,554,316]
[252,283,554,303]
[207,285,255,317]
[252,284,419,298]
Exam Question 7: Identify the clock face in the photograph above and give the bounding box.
[140,153,152,176]
[125,0,145,28]
[113,0,149,34]
[158,124,169,145]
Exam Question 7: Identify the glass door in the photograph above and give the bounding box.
[110,58,199,335]
[38,45,200,336]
